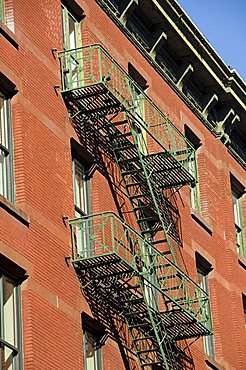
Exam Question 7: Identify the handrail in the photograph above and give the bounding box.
[58,44,197,174]
[68,211,212,329]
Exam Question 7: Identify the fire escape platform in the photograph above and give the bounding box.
[73,253,211,340]
[58,44,197,180]
[69,213,213,342]
[161,308,212,340]
[143,152,195,189]
[63,83,122,116]
[73,252,138,281]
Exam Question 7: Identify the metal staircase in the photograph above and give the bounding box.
[59,45,211,369]
[70,213,212,369]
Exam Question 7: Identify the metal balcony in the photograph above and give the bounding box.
[69,212,212,341]
[58,44,197,179]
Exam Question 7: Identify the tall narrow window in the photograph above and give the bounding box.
[61,4,81,50]
[196,254,215,359]
[128,64,148,155]
[242,294,246,325]
[83,330,102,370]
[0,0,5,23]
[61,3,83,90]
[0,271,22,370]
[72,157,91,256]
[231,175,245,258]
[0,91,14,202]
[185,125,201,214]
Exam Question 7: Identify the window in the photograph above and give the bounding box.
[0,91,14,203]
[61,3,81,50]
[82,313,105,370]
[231,176,245,258]
[242,294,246,325]
[0,0,5,23]
[61,3,83,90]
[83,330,102,370]
[0,0,14,31]
[72,157,91,256]
[196,254,215,359]
[0,271,22,370]
[184,126,201,214]
[128,64,148,155]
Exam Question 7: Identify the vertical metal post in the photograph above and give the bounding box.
[98,46,102,83]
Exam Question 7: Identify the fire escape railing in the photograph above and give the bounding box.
[69,212,212,334]
[58,44,197,179]
[59,44,212,368]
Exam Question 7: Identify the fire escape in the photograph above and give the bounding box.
[59,45,212,369]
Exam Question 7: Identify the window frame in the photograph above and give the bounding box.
[242,294,246,326]
[196,255,215,360]
[0,0,5,23]
[184,125,201,214]
[231,176,245,258]
[83,329,102,370]
[72,156,92,257]
[0,270,23,370]
[0,91,15,203]
[61,3,81,51]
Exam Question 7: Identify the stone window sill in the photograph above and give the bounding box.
[205,356,225,370]
[0,195,30,226]
[191,209,213,235]
[0,21,18,48]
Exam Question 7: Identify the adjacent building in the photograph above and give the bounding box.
[0,0,246,369]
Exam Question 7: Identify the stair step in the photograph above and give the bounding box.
[162,285,181,292]
[129,322,149,328]
[137,348,158,354]
[129,193,148,200]
[152,239,167,245]
[141,227,162,234]
[126,181,147,187]
[124,298,144,304]
[159,274,180,280]
[133,336,155,342]
[114,144,135,151]
[112,119,128,126]
[133,204,152,211]
[122,168,143,175]
[121,284,140,290]
[142,361,162,367]
[162,250,172,256]
[112,131,132,139]
[125,310,144,316]
[138,217,157,223]
[118,156,140,164]
[156,263,172,268]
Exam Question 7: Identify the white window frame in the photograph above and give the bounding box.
[0,92,15,203]
[232,189,245,258]
[184,125,201,214]
[0,271,23,370]
[197,265,215,360]
[0,0,5,23]
[72,157,92,257]
[61,4,81,51]
[83,329,102,370]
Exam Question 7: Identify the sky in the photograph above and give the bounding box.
[176,0,246,82]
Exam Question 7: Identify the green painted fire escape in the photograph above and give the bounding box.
[58,45,212,369]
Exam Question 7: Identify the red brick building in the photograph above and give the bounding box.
[0,1,246,369]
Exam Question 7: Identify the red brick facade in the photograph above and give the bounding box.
[1,1,245,369]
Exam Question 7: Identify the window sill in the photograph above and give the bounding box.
[205,356,225,370]
[238,254,246,270]
[191,209,213,235]
[0,195,30,227]
[0,21,19,48]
